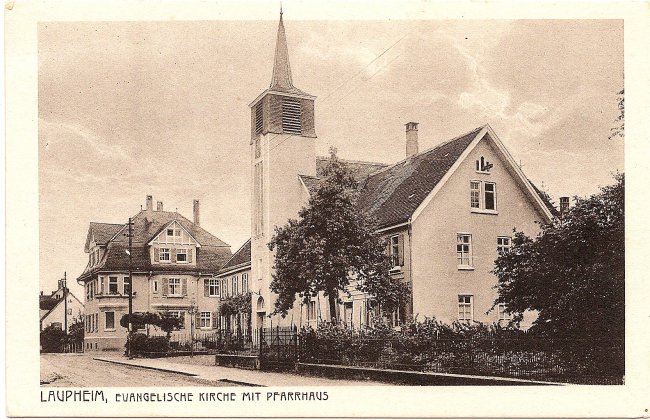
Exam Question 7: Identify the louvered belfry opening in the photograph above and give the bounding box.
[255,102,263,134]
[281,97,302,134]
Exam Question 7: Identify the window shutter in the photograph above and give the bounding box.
[188,248,193,263]
[398,234,405,266]
[171,247,177,263]
[162,278,168,296]
[212,312,218,328]
[153,247,159,262]
[204,279,209,297]
[181,278,188,296]
[195,311,201,328]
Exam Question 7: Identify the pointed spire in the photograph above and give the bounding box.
[270,7,294,91]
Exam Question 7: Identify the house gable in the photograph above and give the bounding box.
[148,220,201,248]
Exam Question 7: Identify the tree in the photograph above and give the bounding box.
[609,88,624,140]
[40,325,66,353]
[269,148,410,322]
[120,312,160,335]
[492,174,624,338]
[219,292,252,332]
[157,312,184,339]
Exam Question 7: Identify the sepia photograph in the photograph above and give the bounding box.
[5,0,650,417]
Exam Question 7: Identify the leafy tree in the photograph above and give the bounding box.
[40,325,66,353]
[492,174,624,338]
[609,89,624,140]
[269,148,410,322]
[67,316,85,344]
[219,292,253,332]
[120,312,160,335]
[157,312,184,339]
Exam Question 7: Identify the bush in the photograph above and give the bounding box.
[40,325,66,353]
[126,333,170,356]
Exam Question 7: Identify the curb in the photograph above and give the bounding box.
[94,357,198,377]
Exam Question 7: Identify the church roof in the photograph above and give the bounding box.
[268,10,311,97]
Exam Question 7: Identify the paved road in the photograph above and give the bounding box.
[41,353,234,387]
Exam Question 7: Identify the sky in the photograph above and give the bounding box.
[38,19,624,295]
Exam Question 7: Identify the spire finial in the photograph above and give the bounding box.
[280,3,283,18]
[270,5,294,90]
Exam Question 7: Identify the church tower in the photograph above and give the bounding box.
[249,11,317,330]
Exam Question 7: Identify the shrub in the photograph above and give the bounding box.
[126,333,170,356]
[40,325,66,353]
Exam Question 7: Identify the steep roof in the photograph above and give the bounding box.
[268,11,310,97]
[84,222,124,252]
[316,157,387,183]
[219,239,251,274]
[78,209,231,281]
[358,126,485,229]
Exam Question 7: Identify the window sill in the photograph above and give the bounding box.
[389,266,402,273]
[471,209,498,215]
[165,295,185,298]
[475,170,491,175]
[104,329,116,332]
[457,265,475,271]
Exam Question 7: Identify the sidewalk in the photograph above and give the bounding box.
[94,355,386,387]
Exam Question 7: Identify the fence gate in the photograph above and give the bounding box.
[258,326,298,370]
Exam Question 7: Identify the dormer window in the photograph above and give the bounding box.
[176,248,188,263]
[475,156,493,173]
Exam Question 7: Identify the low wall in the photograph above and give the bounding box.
[296,363,561,386]
[215,354,261,370]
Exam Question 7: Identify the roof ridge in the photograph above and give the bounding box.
[367,124,486,178]
[316,156,389,167]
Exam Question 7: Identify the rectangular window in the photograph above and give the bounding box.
[167,228,174,236]
[209,279,220,297]
[458,295,473,322]
[232,276,239,295]
[281,97,302,134]
[109,277,118,294]
[498,303,511,322]
[99,276,105,295]
[176,248,187,263]
[389,235,400,267]
[105,311,115,330]
[470,181,481,209]
[497,236,511,254]
[253,162,264,237]
[168,278,181,296]
[153,279,159,294]
[456,234,472,267]
[241,273,249,293]
[123,277,131,295]
[470,181,498,211]
[484,182,496,210]
[200,312,211,328]
[307,301,317,320]
[160,248,171,262]
[220,278,227,298]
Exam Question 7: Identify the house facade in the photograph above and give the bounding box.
[215,239,252,333]
[40,279,84,333]
[246,14,556,331]
[77,197,232,351]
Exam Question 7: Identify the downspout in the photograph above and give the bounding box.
[408,217,414,322]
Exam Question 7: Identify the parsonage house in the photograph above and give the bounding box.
[40,279,84,333]
[77,198,232,351]
[244,13,558,331]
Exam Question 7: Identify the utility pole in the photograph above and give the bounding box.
[125,217,134,358]
[63,271,68,334]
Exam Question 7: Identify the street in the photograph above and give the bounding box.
[40,353,234,387]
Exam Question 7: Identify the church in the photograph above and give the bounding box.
[228,12,557,331]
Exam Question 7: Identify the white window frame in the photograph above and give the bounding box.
[199,312,211,329]
[168,278,182,296]
[497,236,511,254]
[123,276,131,295]
[456,233,473,269]
[153,279,159,293]
[105,311,115,331]
[497,303,511,323]
[108,276,119,294]
[307,300,317,320]
[458,295,474,322]
[160,247,171,262]
[209,279,220,297]
[176,248,188,263]
[470,180,498,213]
[231,276,239,295]
[241,273,249,293]
[389,235,400,268]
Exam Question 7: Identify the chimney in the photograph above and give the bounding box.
[405,122,419,157]
[559,197,570,214]
[193,199,200,226]
[146,195,153,211]
[157,201,163,212]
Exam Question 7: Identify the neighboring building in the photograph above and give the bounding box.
[246,13,558,331]
[77,197,232,351]
[39,279,84,333]
[215,239,252,332]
